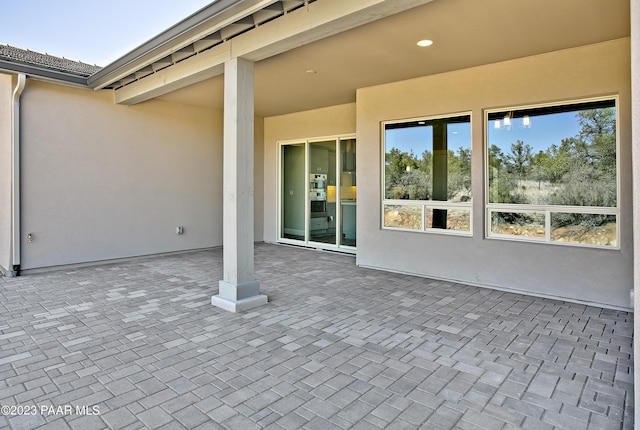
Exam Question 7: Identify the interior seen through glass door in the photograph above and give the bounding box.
[309,141,336,244]
[340,138,356,247]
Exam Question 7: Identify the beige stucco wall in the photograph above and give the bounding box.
[0,74,12,273]
[19,79,225,270]
[262,103,356,242]
[357,38,632,309]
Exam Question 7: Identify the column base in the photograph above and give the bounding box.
[211,294,268,313]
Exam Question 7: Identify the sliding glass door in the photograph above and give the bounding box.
[279,136,356,251]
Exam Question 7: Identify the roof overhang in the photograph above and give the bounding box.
[77,0,628,117]
[88,0,273,90]
[87,0,435,105]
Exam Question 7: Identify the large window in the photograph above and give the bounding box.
[486,98,618,247]
[382,113,472,234]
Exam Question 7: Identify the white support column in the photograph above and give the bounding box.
[632,0,640,425]
[212,57,267,312]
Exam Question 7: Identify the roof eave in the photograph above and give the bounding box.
[0,60,88,87]
[87,0,269,90]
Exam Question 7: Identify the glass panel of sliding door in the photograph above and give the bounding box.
[339,138,356,247]
[280,143,306,241]
[308,140,337,245]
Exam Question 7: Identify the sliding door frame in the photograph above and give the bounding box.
[277,134,356,253]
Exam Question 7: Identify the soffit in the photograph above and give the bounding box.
[155,0,630,117]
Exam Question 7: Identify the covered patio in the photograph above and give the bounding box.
[0,243,632,429]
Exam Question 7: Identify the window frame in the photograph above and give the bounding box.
[484,96,620,249]
[381,111,473,237]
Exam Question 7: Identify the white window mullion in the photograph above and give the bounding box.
[545,210,551,242]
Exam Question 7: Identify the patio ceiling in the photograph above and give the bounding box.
[134,0,629,117]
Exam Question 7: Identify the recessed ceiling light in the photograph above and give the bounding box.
[417,39,434,47]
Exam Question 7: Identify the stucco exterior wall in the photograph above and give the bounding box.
[356,38,632,309]
[262,103,356,242]
[19,79,224,270]
[0,74,12,273]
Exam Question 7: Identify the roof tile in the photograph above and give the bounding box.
[0,44,102,77]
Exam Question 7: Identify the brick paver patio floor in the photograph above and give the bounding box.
[0,243,633,429]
